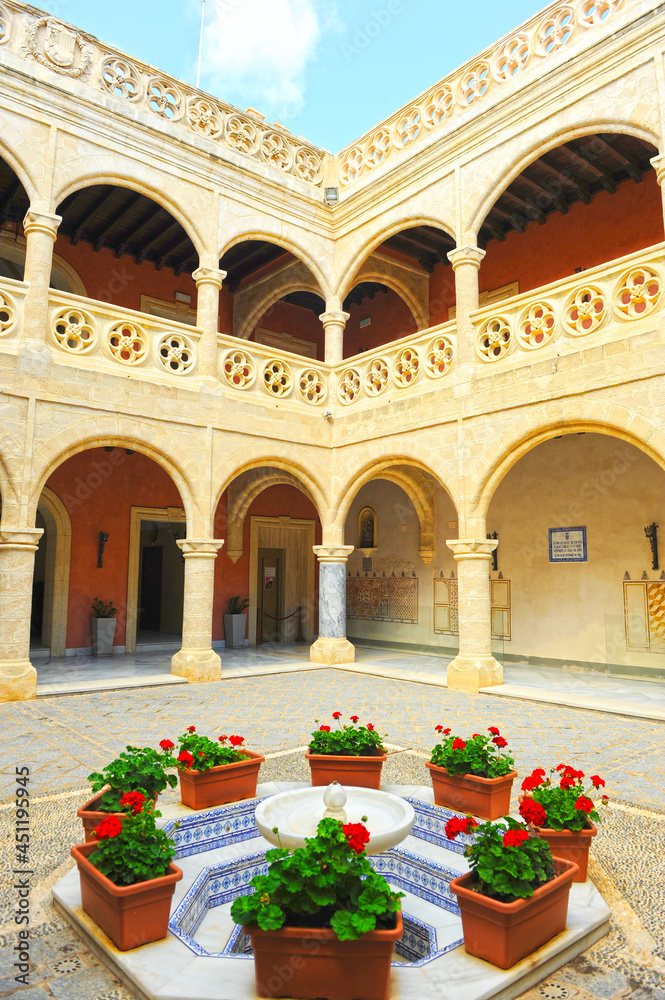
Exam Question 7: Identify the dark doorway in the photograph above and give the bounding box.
[137,520,184,641]
[30,511,47,646]
[139,546,163,631]
[258,548,284,642]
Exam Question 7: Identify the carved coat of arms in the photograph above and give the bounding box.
[26,17,92,79]
[44,23,77,68]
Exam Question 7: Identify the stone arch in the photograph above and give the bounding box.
[0,234,87,295]
[348,258,428,331]
[232,259,324,340]
[219,230,333,300]
[225,469,316,562]
[335,215,456,305]
[0,137,40,204]
[467,121,662,242]
[36,487,71,658]
[476,411,665,524]
[51,171,207,260]
[215,454,329,529]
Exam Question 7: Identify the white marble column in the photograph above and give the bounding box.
[21,209,61,360]
[0,528,43,702]
[171,538,224,682]
[310,544,355,664]
[447,245,486,367]
[445,537,501,692]
[319,308,350,365]
[193,264,226,385]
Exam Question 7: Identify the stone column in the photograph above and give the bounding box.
[21,210,62,354]
[446,538,501,692]
[319,309,350,365]
[650,154,665,227]
[447,246,485,367]
[0,528,43,702]
[193,265,226,384]
[310,544,355,664]
[171,539,224,682]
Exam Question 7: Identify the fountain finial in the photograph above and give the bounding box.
[322,782,348,823]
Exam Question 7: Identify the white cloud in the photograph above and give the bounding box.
[199,0,333,122]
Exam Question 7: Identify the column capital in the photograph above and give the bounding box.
[650,153,665,184]
[22,210,61,240]
[193,265,226,288]
[446,537,497,560]
[319,309,350,327]
[0,528,44,551]
[447,246,486,270]
[177,538,225,558]
[313,544,354,563]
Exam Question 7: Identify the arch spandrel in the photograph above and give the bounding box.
[214,453,330,527]
[232,259,324,340]
[217,227,334,300]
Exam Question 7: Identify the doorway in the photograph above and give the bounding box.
[126,506,186,652]
[258,548,284,642]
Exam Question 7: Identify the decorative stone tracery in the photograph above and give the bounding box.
[517,301,556,349]
[187,97,224,139]
[100,56,142,101]
[146,78,184,120]
[107,321,148,365]
[394,108,422,148]
[0,3,11,44]
[364,358,390,396]
[262,359,293,397]
[393,347,420,387]
[298,368,326,405]
[424,86,454,127]
[613,267,661,319]
[222,349,255,389]
[563,285,606,336]
[492,35,531,80]
[478,317,512,361]
[458,61,491,105]
[536,6,575,54]
[53,307,96,353]
[425,336,454,377]
[25,16,92,78]
[158,334,195,374]
[0,290,17,336]
[338,368,362,404]
[225,115,259,155]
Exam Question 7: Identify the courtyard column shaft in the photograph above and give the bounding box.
[447,246,485,368]
[22,210,61,350]
[445,538,501,692]
[0,528,43,702]
[310,544,355,664]
[171,538,225,682]
[193,266,226,383]
[320,309,349,365]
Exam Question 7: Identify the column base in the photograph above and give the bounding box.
[447,654,503,693]
[309,637,355,665]
[171,648,221,682]
[0,659,37,702]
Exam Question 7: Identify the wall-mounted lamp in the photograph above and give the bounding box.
[97,531,109,568]
[323,187,339,206]
[645,522,659,571]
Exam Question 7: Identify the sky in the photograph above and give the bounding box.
[46,0,545,151]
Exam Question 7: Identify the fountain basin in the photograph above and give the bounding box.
[254,783,415,854]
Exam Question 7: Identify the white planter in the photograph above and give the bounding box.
[224,613,247,649]
[91,617,117,656]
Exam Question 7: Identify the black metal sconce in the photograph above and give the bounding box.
[644,522,659,571]
[97,531,109,568]
[487,531,498,571]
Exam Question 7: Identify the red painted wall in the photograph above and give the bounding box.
[252,301,324,359]
[344,288,417,358]
[212,485,321,641]
[45,449,183,649]
[428,172,664,325]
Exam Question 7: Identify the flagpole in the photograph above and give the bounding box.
[196,0,206,89]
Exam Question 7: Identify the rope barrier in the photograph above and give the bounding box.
[256,606,305,644]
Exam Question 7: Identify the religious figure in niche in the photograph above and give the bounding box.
[359,507,376,549]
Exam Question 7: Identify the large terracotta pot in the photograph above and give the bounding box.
[426,762,517,820]
[77,788,158,842]
[306,749,387,790]
[245,910,402,1000]
[178,749,265,810]
[71,841,182,951]
[449,860,577,969]
[534,823,597,881]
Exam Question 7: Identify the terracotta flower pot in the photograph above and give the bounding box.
[77,788,159,842]
[245,910,402,1000]
[71,841,182,951]
[306,749,387,790]
[178,749,265,810]
[533,823,597,881]
[449,860,577,969]
[426,762,517,820]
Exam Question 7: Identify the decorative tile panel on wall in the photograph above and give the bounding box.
[346,574,418,623]
[624,580,665,651]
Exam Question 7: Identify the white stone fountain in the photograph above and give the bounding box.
[254,781,415,854]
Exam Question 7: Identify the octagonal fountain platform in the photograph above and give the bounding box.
[52,780,610,1000]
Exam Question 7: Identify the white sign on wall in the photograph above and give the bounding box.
[548,526,587,563]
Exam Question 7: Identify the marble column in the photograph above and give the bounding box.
[447,245,486,368]
[310,544,355,664]
[445,537,502,692]
[21,210,61,355]
[171,538,224,682]
[319,309,350,365]
[0,528,43,702]
[193,264,226,385]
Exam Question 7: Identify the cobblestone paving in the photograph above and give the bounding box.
[0,669,663,1000]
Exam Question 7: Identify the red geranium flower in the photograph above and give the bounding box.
[435,725,444,732]
[367,723,374,731]
[601,794,609,805]
[319,725,331,732]
[94,816,122,839]
[590,775,605,789]
[472,733,482,739]
[487,726,500,735]
[442,727,451,735]
[332,712,342,719]
[119,790,146,816]
[521,771,545,792]
[177,750,194,768]
[492,736,508,748]
[342,822,370,854]
[519,797,547,826]
[228,735,244,747]
[218,735,228,742]
[560,775,577,790]
[444,815,478,840]
[575,795,594,813]
[503,828,530,848]
[350,715,359,723]
[159,739,174,751]
[198,751,206,757]
[451,738,466,750]
[186,726,196,733]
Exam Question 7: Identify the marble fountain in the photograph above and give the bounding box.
[52,778,610,1000]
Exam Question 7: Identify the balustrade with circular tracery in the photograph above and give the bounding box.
[0,290,17,336]
[364,358,390,395]
[613,267,662,319]
[563,285,606,336]
[493,35,531,80]
[536,6,575,54]
[187,97,224,139]
[338,368,362,404]
[424,86,454,127]
[393,347,420,387]
[478,317,512,361]
[222,349,255,389]
[517,302,556,349]
[146,78,183,120]
[299,368,326,404]
[158,333,195,374]
[262,359,293,397]
[425,336,454,377]
[53,307,96,353]
[100,56,142,101]
[107,321,148,365]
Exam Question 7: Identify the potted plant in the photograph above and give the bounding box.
[519,764,608,881]
[71,794,182,951]
[306,714,387,789]
[447,814,578,969]
[90,597,117,655]
[425,725,517,819]
[78,744,178,841]
[231,816,403,1000]
[224,595,250,648]
[164,727,264,810]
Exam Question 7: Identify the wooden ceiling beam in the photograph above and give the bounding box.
[560,143,616,194]
[93,192,145,250]
[593,135,642,182]
[135,219,181,264]
[69,188,120,244]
